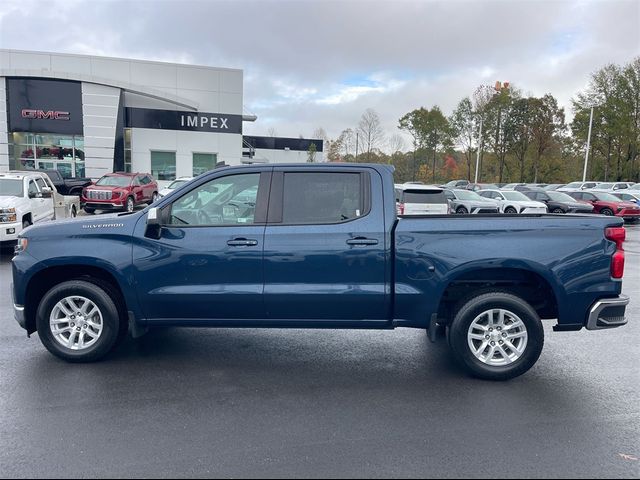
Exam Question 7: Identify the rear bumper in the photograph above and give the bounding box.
[586,294,630,330]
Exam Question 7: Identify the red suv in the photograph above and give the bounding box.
[82,173,158,214]
[568,190,640,221]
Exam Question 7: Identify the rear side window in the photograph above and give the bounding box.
[281,172,363,224]
[140,175,152,185]
[402,190,446,204]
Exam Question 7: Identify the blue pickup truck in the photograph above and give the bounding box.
[11,163,630,380]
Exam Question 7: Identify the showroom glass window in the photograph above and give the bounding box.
[151,151,177,181]
[8,132,85,178]
[193,153,217,176]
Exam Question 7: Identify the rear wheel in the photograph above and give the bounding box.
[36,280,122,362]
[552,207,565,214]
[601,208,614,216]
[504,206,518,214]
[447,291,544,380]
[456,206,468,214]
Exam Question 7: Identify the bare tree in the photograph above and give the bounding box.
[357,109,385,161]
[387,134,405,154]
[340,128,355,159]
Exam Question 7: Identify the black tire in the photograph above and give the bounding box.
[552,208,565,214]
[151,192,159,203]
[126,196,135,213]
[447,291,544,381]
[70,205,77,217]
[84,207,95,214]
[456,206,468,214]
[36,280,122,362]
[504,206,518,214]
[601,208,614,216]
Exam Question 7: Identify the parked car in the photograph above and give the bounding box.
[567,191,640,221]
[466,182,499,191]
[611,191,640,207]
[542,184,566,191]
[82,173,158,214]
[159,176,194,198]
[11,163,630,381]
[32,169,92,196]
[558,181,599,192]
[522,190,594,214]
[395,183,449,215]
[501,183,527,190]
[0,171,78,243]
[443,180,470,189]
[444,189,499,214]
[477,190,547,214]
[590,182,635,192]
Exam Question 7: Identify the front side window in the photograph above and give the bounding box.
[28,180,38,197]
[151,151,176,181]
[168,173,260,226]
[281,172,362,224]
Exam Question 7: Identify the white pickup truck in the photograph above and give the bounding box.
[0,171,79,243]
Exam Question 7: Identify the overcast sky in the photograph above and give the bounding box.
[1,0,638,147]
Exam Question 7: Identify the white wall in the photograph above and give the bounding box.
[0,78,7,172]
[251,148,325,164]
[131,128,243,177]
[82,82,120,179]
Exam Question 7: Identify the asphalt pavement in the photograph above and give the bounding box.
[0,224,638,478]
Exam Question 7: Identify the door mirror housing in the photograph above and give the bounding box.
[41,187,53,198]
[145,207,162,239]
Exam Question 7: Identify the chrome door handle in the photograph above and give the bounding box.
[227,238,258,247]
[346,237,378,246]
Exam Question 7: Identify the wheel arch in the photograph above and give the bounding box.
[24,264,128,336]
[436,265,561,325]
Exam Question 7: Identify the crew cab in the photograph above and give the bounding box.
[1,171,80,244]
[12,164,630,380]
[82,172,158,214]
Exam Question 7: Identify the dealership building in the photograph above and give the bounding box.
[0,49,323,181]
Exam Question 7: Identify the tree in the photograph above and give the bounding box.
[357,108,385,162]
[399,107,429,180]
[529,94,565,182]
[507,97,532,182]
[387,134,405,155]
[449,97,478,181]
[483,84,519,182]
[307,142,317,163]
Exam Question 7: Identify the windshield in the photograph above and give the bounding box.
[594,192,625,202]
[564,182,582,188]
[0,179,24,197]
[546,191,577,202]
[501,191,531,201]
[453,190,483,200]
[168,179,190,189]
[597,183,614,189]
[96,176,131,187]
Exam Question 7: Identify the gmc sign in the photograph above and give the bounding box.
[21,109,70,120]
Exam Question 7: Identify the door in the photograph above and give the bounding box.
[132,170,270,321]
[132,175,145,204]
[28,178,51,222]
[262,168,389,323]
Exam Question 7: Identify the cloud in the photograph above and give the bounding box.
[1,0,638,141]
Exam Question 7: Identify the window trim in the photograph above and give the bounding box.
[266,170,371,226]
[160,171,271,228]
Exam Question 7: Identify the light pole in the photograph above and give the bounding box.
[582,106,595,182]
[474,117,483,184]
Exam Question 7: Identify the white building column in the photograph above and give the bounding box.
[82,82,120,179]
[0,78,9,172]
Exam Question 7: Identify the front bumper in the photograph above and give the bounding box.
[521,207,547,214]
[0,221,21,242]
[11,282,26,330]
[586,294,630,330]
[83,202,126,211]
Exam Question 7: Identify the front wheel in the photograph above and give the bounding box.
[601,208,614,216]
[125,196,135,213]
[151,192,159,203]
[456,206,468,214]
[447,291,544,380]
[36,280,123,362]
[504,206,518,214]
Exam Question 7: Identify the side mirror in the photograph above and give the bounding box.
[41,187,53,198]
[145,207,162,239]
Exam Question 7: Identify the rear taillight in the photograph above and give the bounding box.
[397,203,405,215]
[606,227,626,278]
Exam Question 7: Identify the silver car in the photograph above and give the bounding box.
[444,189,500,214]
